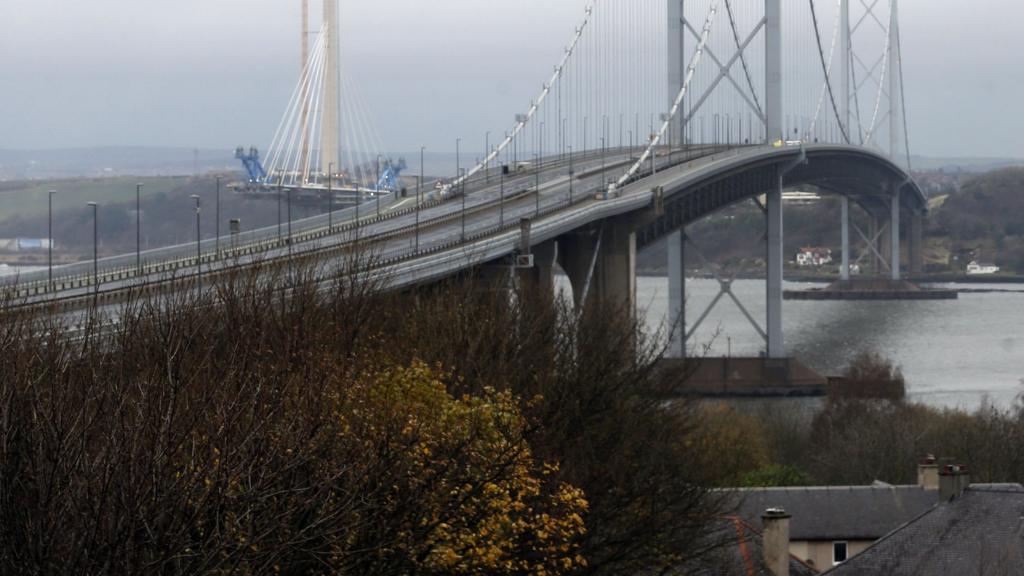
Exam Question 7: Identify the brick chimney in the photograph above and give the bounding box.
[917,455,939,490]
[939,464,971,501]
[762,508,791,576]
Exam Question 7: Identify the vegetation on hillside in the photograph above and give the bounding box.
[0,258,734,574]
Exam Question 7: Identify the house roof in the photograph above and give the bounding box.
[732,485,937,541]
[822,485,1024,575]
[677,517,818,576]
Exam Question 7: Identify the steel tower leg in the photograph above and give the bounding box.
[891,185,902,281]
[841,196,851,280]
[668,229,686,358]
[765,0,783,143]
[839,0,850,137]
[889,0,901,163]
[766,173,784,358]
[668,0,686,141]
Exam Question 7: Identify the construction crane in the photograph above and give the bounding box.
[376,158,407,191]
[235,147,267,183]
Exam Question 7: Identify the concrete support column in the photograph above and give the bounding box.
[559,231,601,307]
[668,229,686,358]
[909,211,924,276]
[840,196,851,281]
[321,0,341,170]
[765,0,784,143]
[593,219,637,317]
[766,174,784,358]
[518,240,558,300]
[891,186,902,281]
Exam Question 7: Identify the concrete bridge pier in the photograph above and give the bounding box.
[515,218,558,301]
[890,184,902,281]
[667,229,686,358]
[558,230,601,306]
[909,210,924,276]
[558,217,636,317]
[592,218,637,317]
[766,175,785,358]
[840,196,851,281]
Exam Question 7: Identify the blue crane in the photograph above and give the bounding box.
[235,147,267,183]
[376,158,407,191]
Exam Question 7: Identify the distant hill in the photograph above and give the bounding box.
[0,147,238,180]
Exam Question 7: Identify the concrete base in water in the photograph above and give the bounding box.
[784,278,958,301]
[658,357,828,398]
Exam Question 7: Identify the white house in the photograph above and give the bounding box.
[966,261,1000,275]
[796,247,833,268]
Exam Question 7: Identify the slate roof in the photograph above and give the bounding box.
[822,485,1024,575]
[733,485,937,541]
[676,517,819,576]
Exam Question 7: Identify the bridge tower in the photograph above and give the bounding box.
[321,0,342,174]
[666,0,788,358]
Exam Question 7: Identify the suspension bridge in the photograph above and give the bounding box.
[3,0,926,362]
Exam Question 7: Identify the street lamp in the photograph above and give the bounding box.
[460,168,467,242]
[601,136,607,200]
[415,175,422,252]
[286,186,293,252]
[48,190,56,289]
[485,131,490,183]
[567,146,574,204]
[499,160,505,227]
[86,202,98,297]
[375,154,382,215]
[327,162,334,230]
[215,176,221,256]
[135,183,142,275]
[277,176,283,241]
[190,194,201,289]
[534,153,540,217]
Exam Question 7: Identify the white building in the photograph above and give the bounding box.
[966,261,1000,275]
[796,247,833,268]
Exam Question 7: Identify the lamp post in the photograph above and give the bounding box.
[286,186,293,252]
[455,137,461,195]
[460,168,467,242]
[415,175,422,252]
[86,202,98,298]
[135,183,142,274]
[215,176,221,256]
[567,146,574,204]
[327,162,334,230]
[277,176,283,241]
[534,153,540,217]
[601,136,607,200]
[375,155,382,215]
[190,194,201,290]
[48,190,56,289]
[419,146,425,207]
[485,131,490,183]
[499,160,505,227]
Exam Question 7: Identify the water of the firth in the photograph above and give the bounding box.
[575,277,1023,410]
[6,264,1019,408]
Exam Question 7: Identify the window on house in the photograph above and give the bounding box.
[833,541,849,565]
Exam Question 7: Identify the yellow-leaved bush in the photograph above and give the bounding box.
[180,361,588,575]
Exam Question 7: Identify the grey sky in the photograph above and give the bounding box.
[0,0,1018,159]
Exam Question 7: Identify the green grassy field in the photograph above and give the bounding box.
[0,176,194,222]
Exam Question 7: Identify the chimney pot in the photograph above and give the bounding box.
[918,455,940,490]
[939,463,971,501]
[762,508,791,576]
